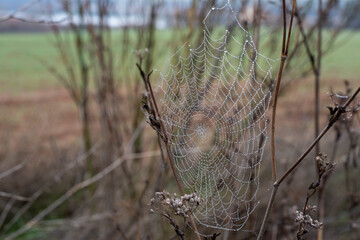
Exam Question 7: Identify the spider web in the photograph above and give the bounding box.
[157,0,273,232]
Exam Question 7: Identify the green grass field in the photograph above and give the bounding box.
[0,33,59,93]
[322,30,360,80]
[0,29,359,94]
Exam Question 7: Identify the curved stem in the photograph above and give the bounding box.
[140,66,201,240]
[271,0,297,183]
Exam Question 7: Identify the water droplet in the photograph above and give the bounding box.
[211,7,215,10]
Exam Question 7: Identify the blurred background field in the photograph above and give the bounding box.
[0,0,359,240]
[1,29,360,93]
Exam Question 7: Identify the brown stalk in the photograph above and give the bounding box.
[315,0,322,157]
[283,0,339,85]
[136,64,201,240]
[270,0,297,183]
[260,0,298,238]
[315,1,325,239]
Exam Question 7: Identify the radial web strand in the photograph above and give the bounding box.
[157,0,274,232]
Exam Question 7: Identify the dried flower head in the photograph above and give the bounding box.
[150,191,202,218]
[295,210,323,229]
[305,205,317,213]
[316,152,336,177]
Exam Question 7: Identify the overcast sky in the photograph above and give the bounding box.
[5,0,353,12]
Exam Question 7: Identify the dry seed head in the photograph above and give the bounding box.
[295,211,323,229]
[316,152,336,175]
[305,205,317,213]
[150,191,202,218]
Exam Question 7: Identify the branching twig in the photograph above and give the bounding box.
[297,153,335,239]
[257,86,360,240]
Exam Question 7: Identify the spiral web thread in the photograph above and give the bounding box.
[158,0,273,231]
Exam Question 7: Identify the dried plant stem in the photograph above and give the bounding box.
[257,86,360,240]
[0,162,25,180]
[137,59,167,176]
[297,189,314,238]
[258,1,297,238]
[315,0,322,156]
[270,0,287,182]
[145,76,184,196]
[137,65,201,240]
[257,185,279,240]
[148,82,201,240]
[0,198,16,229]
[270,58,285,181]
[294,6,316,74]
[136,64,183,195]
[0,192,29,202]
[294,5,325,211]
[271,0,296,182]
[316,1,324,239]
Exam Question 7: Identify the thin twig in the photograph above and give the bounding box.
[160,211,185,240]
[315,2,324,240]
[257,86,360,240]
[0,162,25,180]
[0,198,16,229]
[0,192,29,202]
[315,0,322,157]
[294,5,317,76]
[277,87,359,185]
